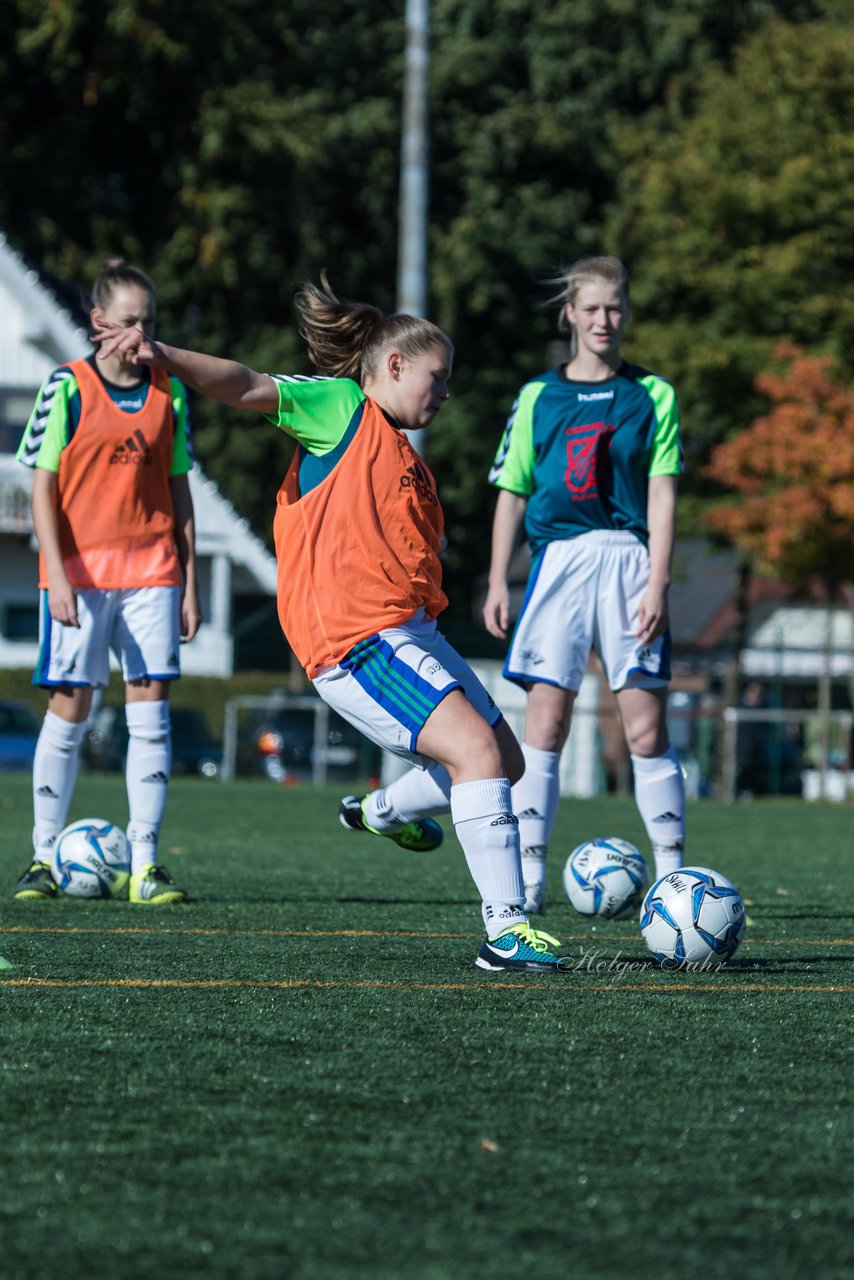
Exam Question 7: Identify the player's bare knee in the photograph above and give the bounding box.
[627,724,668,759]
[442,726,503,783]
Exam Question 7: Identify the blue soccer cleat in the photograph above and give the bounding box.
[475,922,565,972]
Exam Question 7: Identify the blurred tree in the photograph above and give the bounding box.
[606,14,854,522]
[0,0,833,616]
[705,342,854,766]
[704,344,854,592]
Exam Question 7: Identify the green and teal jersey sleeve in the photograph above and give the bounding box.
[638,373,682,477]
[265,376,366,454]
[17,367,78,471]
[265,376,368,495]
[488,379,548,495]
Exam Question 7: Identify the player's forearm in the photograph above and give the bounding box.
[31,471,67,583]
[169,476,197,584]
[488,489,527,585]
[647,474,677,588]
[150,341,277,413]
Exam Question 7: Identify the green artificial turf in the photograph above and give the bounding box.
[1,775,852,1280]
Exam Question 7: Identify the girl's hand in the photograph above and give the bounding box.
[180,585,202,644]
[636,584,668,645]
[482,581,511,639]
[92,320,161,366]
[48,575,79,628]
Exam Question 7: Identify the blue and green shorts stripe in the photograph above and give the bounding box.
[341,633,460,750]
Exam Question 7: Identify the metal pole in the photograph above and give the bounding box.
[397,0,430,453]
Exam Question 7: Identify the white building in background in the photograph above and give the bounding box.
[0,232,277,678]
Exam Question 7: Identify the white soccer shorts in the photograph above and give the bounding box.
[34,586,183,688]
[504,530,670,693]
[313,608,503,766]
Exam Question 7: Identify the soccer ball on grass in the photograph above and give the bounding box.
[51,819,131,898]
[640,866,746,969]
[562,838,649,919]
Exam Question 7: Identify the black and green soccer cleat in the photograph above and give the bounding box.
[13,860,57,901]
[338,794,444,852]
[129,863,188,905]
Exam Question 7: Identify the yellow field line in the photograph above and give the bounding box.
[3,924,853,946]
[1,978,853,993]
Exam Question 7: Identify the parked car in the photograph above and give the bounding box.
[237,703,380,784]
[85,705,222,778]
[0,700,40,772]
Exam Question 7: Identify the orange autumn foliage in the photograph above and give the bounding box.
[704,344,854,588]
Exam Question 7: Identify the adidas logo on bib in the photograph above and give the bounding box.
[399,459,437,506]
[110,429,153,465]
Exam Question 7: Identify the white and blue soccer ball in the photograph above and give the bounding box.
[563,838,649,919]
[640,866,746,969]
[51,819,131,899]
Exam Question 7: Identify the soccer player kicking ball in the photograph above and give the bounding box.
[347,256,686,918]
[94,274,564,972]
[13,259,200,906]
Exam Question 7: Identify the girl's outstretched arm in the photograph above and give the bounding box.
[92,321,279,414]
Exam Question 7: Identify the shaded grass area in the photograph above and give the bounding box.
[1,776,852,1279]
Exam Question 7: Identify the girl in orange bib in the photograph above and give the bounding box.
[13,259,200,907]
[95,276,565,972]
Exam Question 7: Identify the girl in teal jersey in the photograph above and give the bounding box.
[482,256,685,914]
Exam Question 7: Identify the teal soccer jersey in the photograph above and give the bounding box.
[489,362,682,554]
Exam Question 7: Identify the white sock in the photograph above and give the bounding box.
[631,747,685,879]
[32,711,87,859]
[125,701,171,873]
[363,763,451,831]
[450,777,526,938]
[512,744,561,894]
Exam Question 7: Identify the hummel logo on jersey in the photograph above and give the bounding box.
[653,812,682,824]
[36,785,58,799]
[577,390,615,402]
[490,813,519,827]
[400,459,438,506]
[141,771,169,784]
[110,429,153,465]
